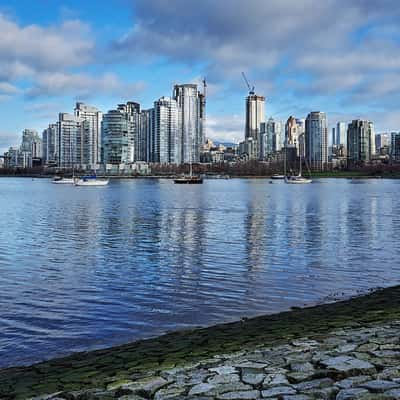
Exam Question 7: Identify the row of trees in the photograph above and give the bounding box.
[2,161,400,177]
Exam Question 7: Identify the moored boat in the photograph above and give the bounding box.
[173,175,203,184]
[52,176,74,184]
[74,175,109,186]
[285,175,312,184]
[271,174,285,180]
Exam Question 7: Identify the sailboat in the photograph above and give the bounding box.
[173,161,203,184]
[284,147,312,184]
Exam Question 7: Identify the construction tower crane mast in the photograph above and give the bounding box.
[241,72,255,95]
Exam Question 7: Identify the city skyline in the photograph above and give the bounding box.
[1,0,400,153]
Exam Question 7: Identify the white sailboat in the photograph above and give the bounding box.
[284,148,312,184]
[74,174,109,186]
[52,176,74,184]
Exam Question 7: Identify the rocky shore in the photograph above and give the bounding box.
[2,286,400,400]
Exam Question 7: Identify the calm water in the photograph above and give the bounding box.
[0,177,399,368]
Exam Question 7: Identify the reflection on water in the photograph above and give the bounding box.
[0,178,399,368]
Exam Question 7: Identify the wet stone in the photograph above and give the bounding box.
[187,383,215,396]
[336,388,370,400]
[210,366,238,375]
[336,375,372,389]
[262,373,289,387]
[261,386,297,398]
[208,374,240,385]
[319,356,376,376]
[241,373,265,386]
[359,380,400,392]
[293,377,334,391]
[289,362,314,373]
[216,390,261,400]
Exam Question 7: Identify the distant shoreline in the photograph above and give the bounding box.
[1,173,400,179]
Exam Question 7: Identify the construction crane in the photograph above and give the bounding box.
[241,72,255,95]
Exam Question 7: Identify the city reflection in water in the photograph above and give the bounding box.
[0,178,399,368]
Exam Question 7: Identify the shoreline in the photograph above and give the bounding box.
[2,285,400,399]
[1,174,400,180]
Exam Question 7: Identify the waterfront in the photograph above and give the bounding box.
[1,178,400,369]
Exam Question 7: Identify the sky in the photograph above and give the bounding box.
[1,0,400,153]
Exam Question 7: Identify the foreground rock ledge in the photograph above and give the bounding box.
[2,285,400,399]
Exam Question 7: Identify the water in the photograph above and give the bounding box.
[0,177,399,368]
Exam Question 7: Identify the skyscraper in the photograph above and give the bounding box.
[336,122,347,148]
[57,113,83,168]
[42,124,58,164]
[347,120,375,166]
[244,93,265,159]
[173,84,205,164]
[305,111,328,170]
[74,103,102,168]
[101,102,140,166]
[153,97,178,164]
[138,108,154,162]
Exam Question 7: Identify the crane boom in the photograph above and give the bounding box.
[241,72,255,95]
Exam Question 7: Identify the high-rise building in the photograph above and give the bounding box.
[285,116,298,147]
[262,117,283,156]
[57,113,83,168]
[138,108,154,162]
[336,122,347,148]
[305,111,328,170]
[390,132,400,161]
[19,129,42,167]
[173,84,205,164]
[74,103,102,168]
[347,120,375,166]
[42,124,58,164]
[242,90,265,160]
[153,97,178,164]
[102,107,137,165]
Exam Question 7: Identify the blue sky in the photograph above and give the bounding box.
[1,0,400,152]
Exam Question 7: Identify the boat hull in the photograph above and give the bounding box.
[174,177,203,184]
[52,178,74,184]
[285,177,312,184]
[74,179,109,186]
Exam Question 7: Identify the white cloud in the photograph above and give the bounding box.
[206,114,243,143]
[26,72,147,99]
[0,14,94,74]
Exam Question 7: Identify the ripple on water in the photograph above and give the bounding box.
[0,178,400,367]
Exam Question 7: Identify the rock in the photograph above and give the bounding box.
[319,356,376,377]
[302,386,339,400]
[216,390,261,399]
[124,377,169,397]
[293,378,334,391]
[261,386,296,398]
[360,380,400,392]
[210,366,238,375]
[376,367,400,380]
[336,375,371,389]
[384,389,400,398]
[336,344,358,353]
[241,373,265,386]
[106,380,134,391]
[286,372,316,383]
[280,396,312,400]
[357,343,379,353]
[154,387,186,400]
[235,362,268,373]
[208,374,241,385]
[262,373,290,387]
[209,383,254,396]
[336,388,370,400]
[289,362,314,373]
[188,382,215,396]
